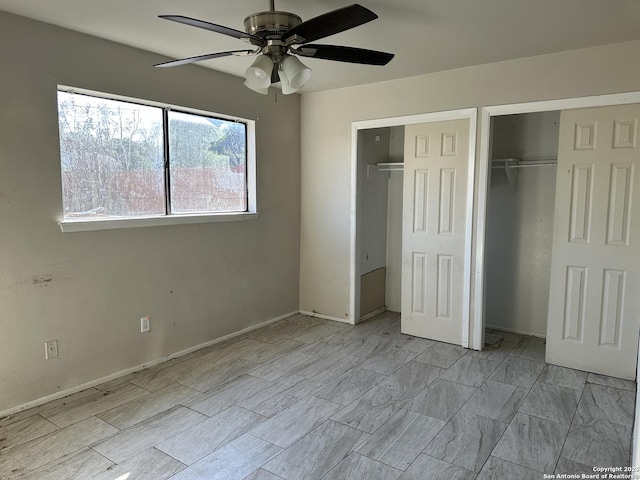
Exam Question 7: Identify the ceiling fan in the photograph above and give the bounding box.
[154,1,394,94]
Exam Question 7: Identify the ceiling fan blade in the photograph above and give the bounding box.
[294,44,394,66]
[159,15,265,45]
[154,50,257,68]
[283,4,377,44]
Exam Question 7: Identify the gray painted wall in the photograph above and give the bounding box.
[385,125,404,312]
[356,128,389,318]
[385,170,403,312]
[358,128,390,276]
[0,11,300,413]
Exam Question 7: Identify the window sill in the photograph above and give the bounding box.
[59,212,260,233]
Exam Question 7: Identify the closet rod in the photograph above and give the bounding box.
[491,157,557,169]
[491,162,556,169]
[376,162,404,171]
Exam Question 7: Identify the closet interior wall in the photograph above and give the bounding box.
[357,126,404,319]
[485,112,560,337]
[386,125,404,313]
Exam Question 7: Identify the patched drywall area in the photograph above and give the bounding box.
[485,112,559,336]
[360,267,386,317]
[0,11,300,413]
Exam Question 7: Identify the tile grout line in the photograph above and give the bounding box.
[551,380,590,473]
[467,361,538,476]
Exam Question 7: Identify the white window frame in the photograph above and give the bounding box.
[57,86,258,233]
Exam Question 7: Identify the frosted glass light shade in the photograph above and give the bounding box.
[282,55,312,90]
[279,68,297,95]
[245,55,273,90]
[244,79,269,95]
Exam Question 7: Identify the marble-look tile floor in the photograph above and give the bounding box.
[0,312,636,479]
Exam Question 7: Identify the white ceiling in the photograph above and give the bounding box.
[1,0,639,93]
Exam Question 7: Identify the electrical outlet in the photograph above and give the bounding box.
[45,340,58,360]
[141,316,150,333]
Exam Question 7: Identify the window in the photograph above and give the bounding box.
[57,88,255,231]
[168,111,247,214]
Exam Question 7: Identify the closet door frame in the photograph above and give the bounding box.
[476,91,640,351]
[350,108,477,348]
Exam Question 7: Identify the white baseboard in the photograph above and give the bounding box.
[485,323,546,339]
[359,307,387,322]
[299,310,353,325]
[0,310,299,419]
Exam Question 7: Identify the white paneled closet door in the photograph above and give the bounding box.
[401,119,469,345]
[546,104,640,380]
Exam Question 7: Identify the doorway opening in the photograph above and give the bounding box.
[350,109,477,348]
[484,111,559,346]
[356,126,405,321]
[476,92,640,370]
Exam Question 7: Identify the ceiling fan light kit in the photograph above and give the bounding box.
[155,2,394,94]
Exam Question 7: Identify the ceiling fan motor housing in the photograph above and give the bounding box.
[244,11,302,63]
[244,11,301,39]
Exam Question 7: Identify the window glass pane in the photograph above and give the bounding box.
[57,91,165,219]
[168,111,247,213]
